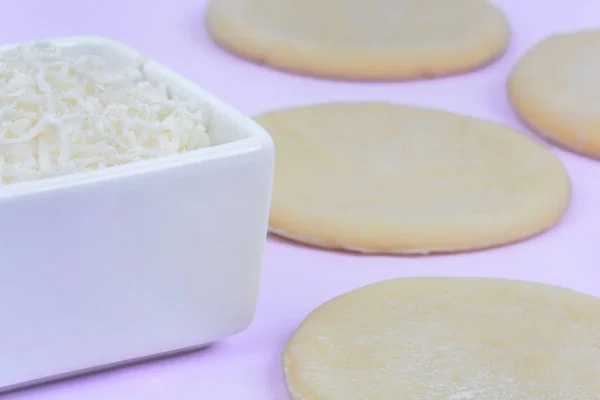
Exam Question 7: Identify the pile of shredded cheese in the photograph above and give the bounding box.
[0,41,212,185]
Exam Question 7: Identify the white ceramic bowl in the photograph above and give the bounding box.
[0,36,274,392]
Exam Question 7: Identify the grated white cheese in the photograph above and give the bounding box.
[0,41,212,185]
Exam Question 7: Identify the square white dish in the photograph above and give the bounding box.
[0,36,274,392]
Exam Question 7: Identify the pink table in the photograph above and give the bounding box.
[3,1,599,398]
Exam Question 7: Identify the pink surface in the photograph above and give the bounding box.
[2,1,599,398]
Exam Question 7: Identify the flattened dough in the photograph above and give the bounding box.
[254,103,570,254]
[205,0,510,80]
[509,30,600,159]
[284,278,600,400]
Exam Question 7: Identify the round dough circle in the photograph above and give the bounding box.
[283,278,600,400]
[205,0,511,80]
[508,30,600,159]
[254,103,570,254]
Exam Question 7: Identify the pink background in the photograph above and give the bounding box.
[2,0,599,399]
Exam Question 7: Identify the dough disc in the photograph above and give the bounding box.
[283,278,600,400]
[509,29,600,159]
[205,0,511,80]
[254,102,570,254]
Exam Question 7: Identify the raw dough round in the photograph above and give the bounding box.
[508,30,600,159]
[205,0,511,80]
[254,103,570,254]
[283,278,600,400]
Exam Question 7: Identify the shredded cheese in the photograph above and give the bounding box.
[0,41,212,185]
